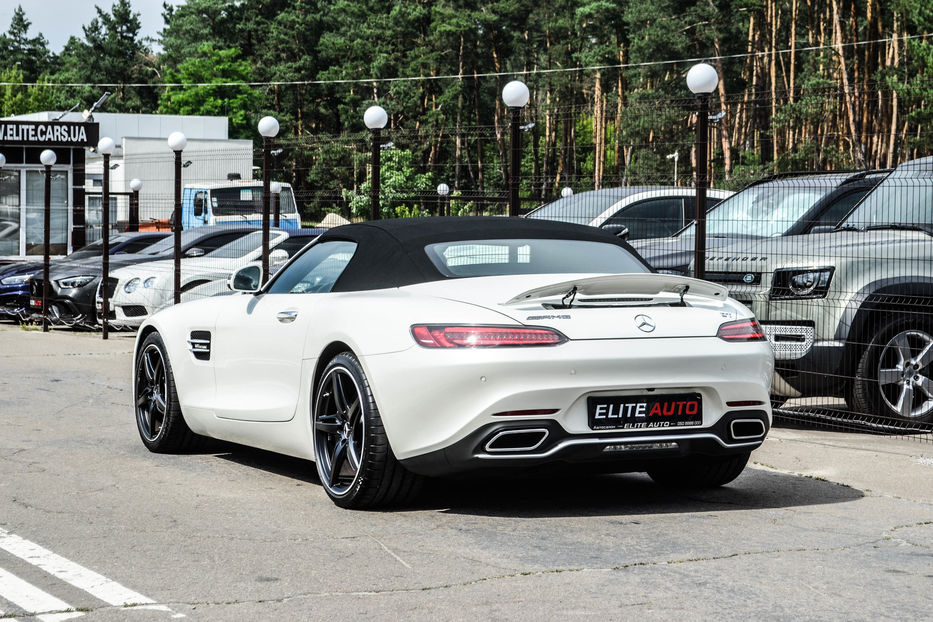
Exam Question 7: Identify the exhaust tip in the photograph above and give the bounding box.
[484,429,549,453]
[730,418,766,441]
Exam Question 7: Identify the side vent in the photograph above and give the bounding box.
[188,330,211,361]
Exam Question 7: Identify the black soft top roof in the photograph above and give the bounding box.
[316,216,650,291]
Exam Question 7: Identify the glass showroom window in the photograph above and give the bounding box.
[0,170,19,256]
[25,169,70,256]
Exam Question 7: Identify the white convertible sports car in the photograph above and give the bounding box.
[133,217,774,509]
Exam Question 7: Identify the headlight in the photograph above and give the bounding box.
[1,274,30,286]
[57,275,95,289]
[770,267,834,299]
[143,277,157,288]
[123,277,141,294]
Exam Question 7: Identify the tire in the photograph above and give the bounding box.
[134,332,201,452]
[648,452,750,488]
[852,316,933,422]
[312,352,423,509]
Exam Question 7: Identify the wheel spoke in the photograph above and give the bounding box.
[315,415,343,434]
[878,368,901,385]
[328,438,348,487]
[896,384,914,419]
[136,389,149,407]
[143,350,156,382]
[918,375,933,401]
[152,392,166,414]
[893,333,912,365]
[332,373,347,414]
[915,340,933,369]
[346,398,361,428]
[143,403,153,435]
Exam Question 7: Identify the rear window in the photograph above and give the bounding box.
[424,238,647,278]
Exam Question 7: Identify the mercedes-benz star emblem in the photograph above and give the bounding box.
[634,314,656,333]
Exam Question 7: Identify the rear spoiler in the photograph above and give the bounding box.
[503,273,729,306]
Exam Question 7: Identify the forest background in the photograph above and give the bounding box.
[0,0,930,219]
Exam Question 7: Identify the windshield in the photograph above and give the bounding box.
[66,238,108,260]
[840,168,933,229]
[425,238,648,278]
[678,183,829,238]
[211,186,299,217]
[206,231,264,259]
[525,188,644,224]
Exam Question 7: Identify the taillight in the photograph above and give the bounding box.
[717,319,766,342]
[411,325,567,348]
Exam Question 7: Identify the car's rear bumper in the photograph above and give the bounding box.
[364,337,774,463]
[400,409,769,476]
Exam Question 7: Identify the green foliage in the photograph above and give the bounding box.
[0,66,55,117]
[0,5,53,81]
[159,45,260,139]
[345,148,434,219]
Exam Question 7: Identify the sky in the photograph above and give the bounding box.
[0,0,186,53]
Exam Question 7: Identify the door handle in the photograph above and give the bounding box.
[276,310,298,324]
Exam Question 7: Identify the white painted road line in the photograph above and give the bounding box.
[0,566,82,621]
[0,528,183,618]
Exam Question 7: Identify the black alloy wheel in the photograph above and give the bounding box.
[134,332,200,452]
[312,352,422,509]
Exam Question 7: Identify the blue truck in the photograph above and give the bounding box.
[143,181,301,231]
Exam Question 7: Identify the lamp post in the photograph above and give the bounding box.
[666,151,679,186]
[436,183,450,217]
[97,137,115,339]
[686,63,719,281]
[364,105,388,221]
[560,187,573,199]
[39,149,56,332]
[128,178,142,232]
[270,181,282,227]
[258,116,279,284]
[167,131,187,304]
[502,80,529,217]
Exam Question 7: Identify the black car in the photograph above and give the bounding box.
[0,232,168,321]
[632,169,891,275]
[29,226,259,325]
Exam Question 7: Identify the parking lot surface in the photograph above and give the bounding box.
[1,325,931,620]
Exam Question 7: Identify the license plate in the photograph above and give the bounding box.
[29,298,41,309]
[588,392,702,430]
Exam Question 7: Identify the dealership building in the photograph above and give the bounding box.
[0,112,252,260]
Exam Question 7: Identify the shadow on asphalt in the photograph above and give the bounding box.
[213,444,863,517]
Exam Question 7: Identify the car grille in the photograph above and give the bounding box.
[706,271,762,285]
[120,305,148,317]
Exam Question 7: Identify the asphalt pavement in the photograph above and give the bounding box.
[0,324,931,621]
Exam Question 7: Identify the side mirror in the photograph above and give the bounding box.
[185,247,205,258]
[810,225,835,234]
[270,248,289,266]
[229,265,261,292]
[602,224,630,240]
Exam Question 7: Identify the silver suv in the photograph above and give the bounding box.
[699,156,932,422]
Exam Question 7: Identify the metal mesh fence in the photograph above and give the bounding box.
[1,87,931,441]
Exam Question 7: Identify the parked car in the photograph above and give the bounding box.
[179,228,325,302]
[525,186,733,240]
[697,156,932,421]
[30,226,257,325]
[132,217,774,509]
[632,169,891,275]
[0,232,169,321]
[104,229,291,327]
